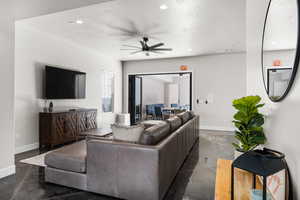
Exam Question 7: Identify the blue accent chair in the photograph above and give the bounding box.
[146,104,165,119]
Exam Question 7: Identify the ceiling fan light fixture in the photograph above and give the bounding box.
[69,20,84,24]
[121,37,172,55]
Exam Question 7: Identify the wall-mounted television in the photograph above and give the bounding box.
[45,66,86,99]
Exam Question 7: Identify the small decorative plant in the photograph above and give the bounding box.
[232,95,266,152]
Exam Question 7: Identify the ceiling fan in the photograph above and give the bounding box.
[121,37,172,56]
[106,19,167,41]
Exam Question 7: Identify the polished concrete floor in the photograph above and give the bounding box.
[0,130,234,200]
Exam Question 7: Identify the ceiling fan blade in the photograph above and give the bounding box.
[147,35,161,41]
[122,45,141,49]
[151,51,164,54]
[130,50,143,55]
[120,48,141,51]
[152,48,173,51]
[140,40,146,49]
[148,30,168,35]
[149,43,164,49]
[106,24,136,35]
[120,35,142,41]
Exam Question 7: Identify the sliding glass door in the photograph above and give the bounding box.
[178,73,192,111]
[129,72,192,124]
[128,75,142,125]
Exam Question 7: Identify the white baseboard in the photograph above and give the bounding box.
[0,165,15,179]
[200,125,235,132]
[15,143,39,154]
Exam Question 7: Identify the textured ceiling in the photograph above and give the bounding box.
[18,0,246,60]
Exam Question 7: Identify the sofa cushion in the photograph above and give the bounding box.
[140,120,166,129]
[111,124,145,143]
[177,111,191,124]
[166,116,182,132]
[139,122,171,145]
[45,140,87,173]
[188,111,196,119]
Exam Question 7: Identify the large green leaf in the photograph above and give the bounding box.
[244,96,261,105]
[234,112,247,122]
[232,143,242,151]
[235,131,248,145]
[254,136,266,144]
[248,114,264,127]
[233,120,246,131]
[249,127,264,134]
[233,96,261,107]
[256,103,265,109]
[233,104,248,113]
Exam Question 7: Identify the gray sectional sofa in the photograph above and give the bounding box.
[45,111,199,200]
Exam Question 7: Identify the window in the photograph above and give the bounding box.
[101,71,114,112]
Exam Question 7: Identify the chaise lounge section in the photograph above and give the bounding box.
[45,112,199,200]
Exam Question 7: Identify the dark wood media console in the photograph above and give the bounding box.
[39,109,97,149]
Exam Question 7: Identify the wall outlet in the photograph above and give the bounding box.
[207,94,214,104]
[197,99,207,104]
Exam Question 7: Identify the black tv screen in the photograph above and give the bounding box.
[45,66,86,99]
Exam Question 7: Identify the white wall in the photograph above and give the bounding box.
[123,53,246,131]
[166,83,179,106]
[0,1,16,179]
[178,75,190,106]
[142,77,165,106]
[14,23,122,153]
[0,0,115,180]
[247,0,299,197]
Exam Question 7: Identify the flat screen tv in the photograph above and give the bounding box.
[45,66,86,99]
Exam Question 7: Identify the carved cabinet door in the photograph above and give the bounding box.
[52,114,67,146]
[64,112,78,141]
[86,110,97,129]
[52,113,77,145]
[77,111,87,133]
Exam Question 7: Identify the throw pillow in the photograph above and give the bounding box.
[111,124,145,143]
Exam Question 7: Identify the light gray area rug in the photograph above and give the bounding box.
[20,151,52,167]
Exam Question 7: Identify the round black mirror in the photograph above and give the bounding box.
[262,0,300,102]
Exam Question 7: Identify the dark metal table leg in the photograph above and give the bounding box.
[253,173,256,189]
[263,176,267,200]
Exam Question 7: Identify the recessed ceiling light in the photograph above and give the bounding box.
[76,20,84,24]
[69,20,84,24]
[188,48,193,52]
[271,41,277,45]
[160,4,168,10]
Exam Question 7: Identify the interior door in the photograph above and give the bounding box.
[128,75,142,125]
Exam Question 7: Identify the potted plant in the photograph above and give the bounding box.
[232,95,266,158]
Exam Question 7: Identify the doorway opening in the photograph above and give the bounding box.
[128,72,192,125]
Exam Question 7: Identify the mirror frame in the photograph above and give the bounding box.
[261,0,300,102]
